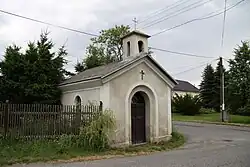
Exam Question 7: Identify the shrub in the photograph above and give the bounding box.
[172,94,201,115]
[234,105,250,116]
[199,107,216,114]
[76,109,116,151]
[56,134,76,153]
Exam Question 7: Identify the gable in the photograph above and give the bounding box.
[108,60,174,116]
[59,55,144,87]
[102,56,177,88]
[59,54,177,90]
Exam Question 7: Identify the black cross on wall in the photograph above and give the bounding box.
[140,70,145,80]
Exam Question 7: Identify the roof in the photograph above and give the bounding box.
[60,55,141,86]
[59,53,177,86]
[173,80,199,93]
[121,30,151,40]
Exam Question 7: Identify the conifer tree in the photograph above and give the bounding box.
[199,64,216,109]
[227,41,250,115]
[214,60,226,112]
[0,31,70,104]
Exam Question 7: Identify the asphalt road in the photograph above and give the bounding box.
[11,121,250,167]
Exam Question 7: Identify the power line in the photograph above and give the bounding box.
[0,9,99,37]
[125,0,189,27]
[221,0,228,48]
[151,0,246,37]
[173,58,218,76]
[140,0,213,29]
[151,11,221,36]
[170,59,214,70]
[0,8,217,61]
[149,47,215,58]
[137,0,190,24]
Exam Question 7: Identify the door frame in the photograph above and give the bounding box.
[125,83,159,145]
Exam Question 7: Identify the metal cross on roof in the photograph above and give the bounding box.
[132,17,138,30]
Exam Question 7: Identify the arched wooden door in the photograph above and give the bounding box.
[131,92,146,144]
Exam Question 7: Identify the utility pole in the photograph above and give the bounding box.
[220,57,226,122]
[220,0,227,122]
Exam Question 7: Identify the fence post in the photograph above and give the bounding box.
[3,100,9,138]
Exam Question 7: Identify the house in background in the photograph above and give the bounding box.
[173,79,199,97]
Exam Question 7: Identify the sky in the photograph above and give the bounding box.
[0,0,249,87]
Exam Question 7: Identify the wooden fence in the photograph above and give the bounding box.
[0,103,102,139]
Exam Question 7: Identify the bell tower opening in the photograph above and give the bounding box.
[138,40,144,53]
[127,41,131,57]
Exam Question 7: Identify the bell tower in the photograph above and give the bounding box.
[121,30,151,59]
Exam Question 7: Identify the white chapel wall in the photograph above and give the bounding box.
[99,82,110,111]
[108,61,173,145]
[173,91,199,97]
[61,87,100,105]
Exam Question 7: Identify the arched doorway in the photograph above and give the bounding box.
[131,91,146,144]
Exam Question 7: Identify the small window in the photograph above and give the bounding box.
[74,96,81,106]
[74,96,81,111]
[127,41,130,56]
[138,41,144,52]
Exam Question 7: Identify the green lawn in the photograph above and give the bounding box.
[0,132,185,166]
[173,113,250,124]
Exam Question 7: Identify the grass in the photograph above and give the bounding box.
[0,131,185,166]
[173,113,250,125]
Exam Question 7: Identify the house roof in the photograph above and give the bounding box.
[59,53,177,86]
[173,80,199,93]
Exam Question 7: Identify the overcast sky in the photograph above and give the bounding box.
[0,0,249,87]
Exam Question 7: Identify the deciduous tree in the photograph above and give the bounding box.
[75,25,130,72]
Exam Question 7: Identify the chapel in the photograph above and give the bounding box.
[59,30,177,145]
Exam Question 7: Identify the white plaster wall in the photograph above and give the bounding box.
[109,62,172,145]
[173,91,199,97]
[99,82,110,110]
[61,87,101,105]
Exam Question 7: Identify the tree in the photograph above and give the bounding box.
[75,25,130,73]
[214,61,221,112]
[199,64,216,109]
[0,31,70,104]
[172,94,202,116]
[227,41,250,115]
[75,61,85,73]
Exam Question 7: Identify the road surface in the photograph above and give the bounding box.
[11,121,250,167]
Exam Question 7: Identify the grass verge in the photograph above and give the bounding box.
[173,113,250,126]
[0,131,185,166]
